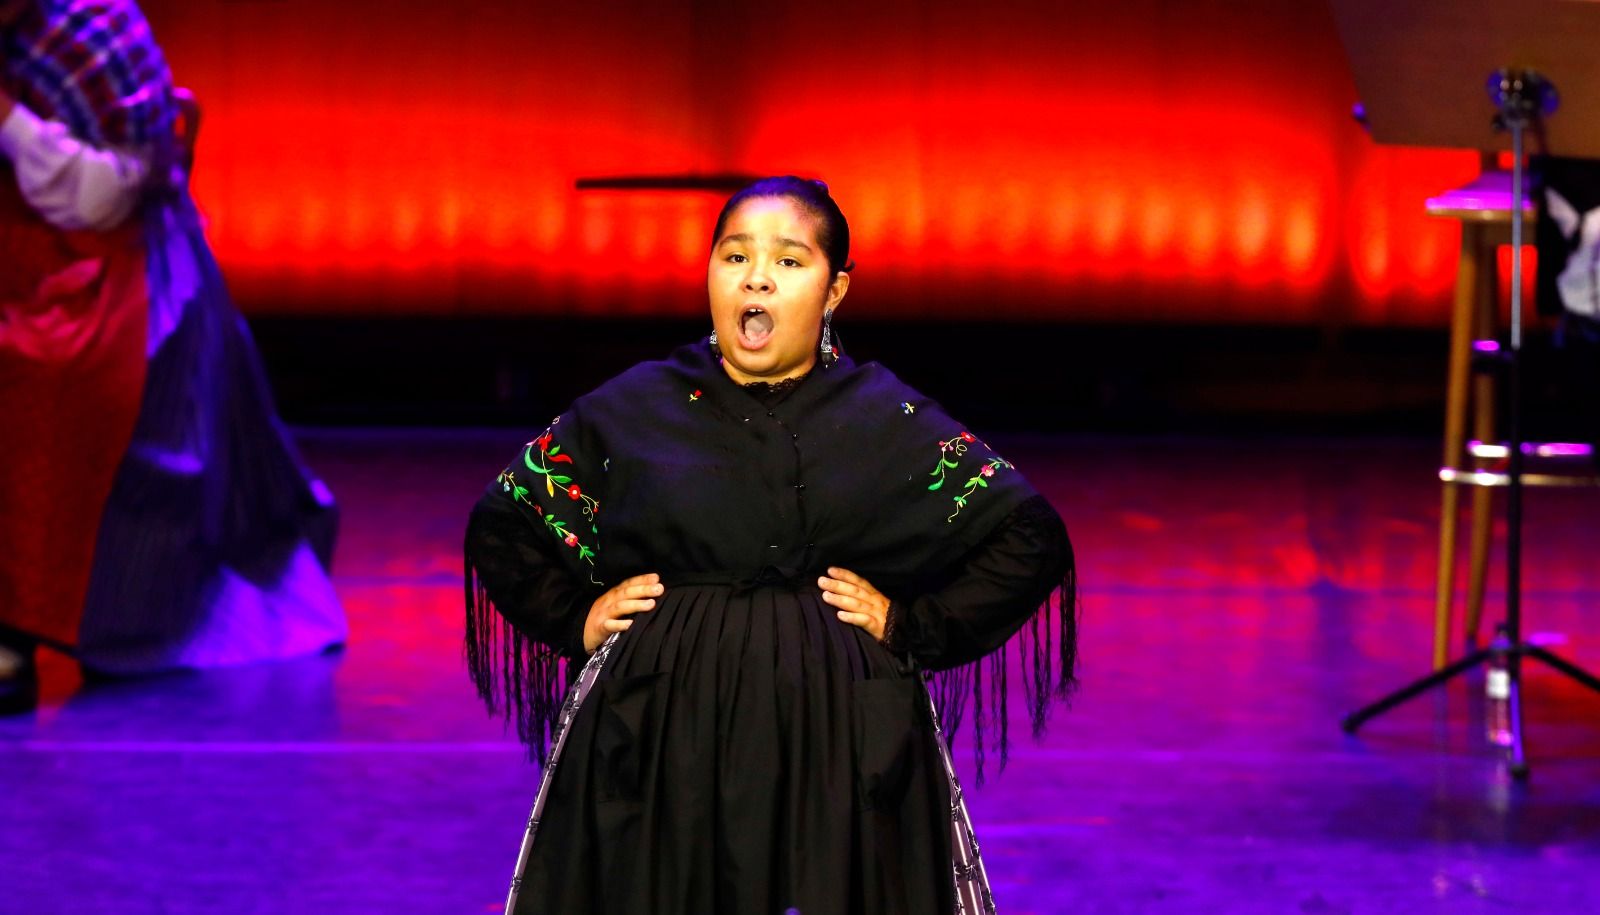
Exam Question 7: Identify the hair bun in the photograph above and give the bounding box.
[711,175,851,277]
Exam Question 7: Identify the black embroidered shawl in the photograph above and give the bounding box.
[466,340,1076,778]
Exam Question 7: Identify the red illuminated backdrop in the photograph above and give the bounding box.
[140,0,1488,325]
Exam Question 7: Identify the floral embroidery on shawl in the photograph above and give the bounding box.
[501,426,602,584]
[465,417,606,765]
[927,431,1016,522]
[922,427,1073,785]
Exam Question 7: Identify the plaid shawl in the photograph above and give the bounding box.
[2,0,174,148]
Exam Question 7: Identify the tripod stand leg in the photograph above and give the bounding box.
[1508,664,1529,779]
[1524,645,1600,694]
[1343,648,1491,733]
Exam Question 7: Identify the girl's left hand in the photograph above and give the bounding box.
[819,566,891,641]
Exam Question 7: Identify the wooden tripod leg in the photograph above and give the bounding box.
[1433,488,1462,671]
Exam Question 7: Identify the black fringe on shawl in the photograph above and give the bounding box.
[465,529,1078,777]
[928,562,1078,786]
[464,560,569,766]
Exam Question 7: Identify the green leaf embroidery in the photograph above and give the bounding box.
[521,423,604,585]
[931,433,1014,523]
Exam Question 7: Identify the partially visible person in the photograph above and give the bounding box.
[1538,156,1600,461]
[0,0,346,714]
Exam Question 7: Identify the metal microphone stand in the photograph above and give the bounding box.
[1342,70,1600,779]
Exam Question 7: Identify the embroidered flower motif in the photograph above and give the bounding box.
[902,402,916,414]
[690,389,702,402]
[928,435,969,491]
[927,430,1014,522]
[502,422,603,583]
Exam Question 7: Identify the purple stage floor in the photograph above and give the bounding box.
[4,430,1599,913]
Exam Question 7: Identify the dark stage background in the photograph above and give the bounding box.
[138,0,1530,431]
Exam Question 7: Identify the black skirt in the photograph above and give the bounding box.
[512,582,957,915]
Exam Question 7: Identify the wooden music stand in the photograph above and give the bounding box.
[1330,0,1600,778]
[1331,0,1600,155]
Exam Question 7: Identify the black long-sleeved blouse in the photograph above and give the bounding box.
[465,341,1075,771]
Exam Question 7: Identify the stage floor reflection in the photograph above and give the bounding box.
[4,430,1598,913]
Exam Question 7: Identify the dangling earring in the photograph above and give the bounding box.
[709,330,721,358]
[819,308,836,367]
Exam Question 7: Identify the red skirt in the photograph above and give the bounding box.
[0,182,148,648]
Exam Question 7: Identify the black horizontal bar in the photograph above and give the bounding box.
[574,173,765,192]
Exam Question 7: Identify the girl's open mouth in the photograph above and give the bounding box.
[738,306,774,349]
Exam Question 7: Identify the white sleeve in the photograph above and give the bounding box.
[0,102,154,232]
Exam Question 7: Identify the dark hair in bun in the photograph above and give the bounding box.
[711,175,854,276]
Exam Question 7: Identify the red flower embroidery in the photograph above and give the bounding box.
[516,424,603,585]
[928,430,1014,522]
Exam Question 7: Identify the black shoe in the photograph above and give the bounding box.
[0,658,38,715]
[0,628,39,715]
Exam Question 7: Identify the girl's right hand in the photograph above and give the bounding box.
[583,573,663,652]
